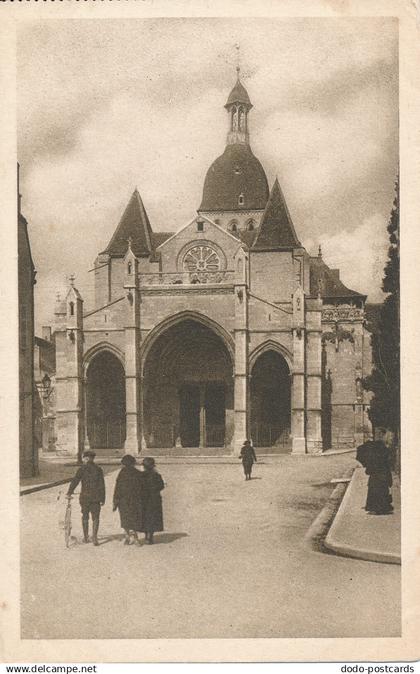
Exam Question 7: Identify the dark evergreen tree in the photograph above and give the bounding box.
[363,177,400,437]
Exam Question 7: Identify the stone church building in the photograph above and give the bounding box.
[52,72,372,458]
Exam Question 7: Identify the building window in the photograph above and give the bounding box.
[247,219,255,231]
[127,261,132,275]
[238,193,245,206]
[69,301,74,317]
[197,220,204,232]
[229,220,238,233]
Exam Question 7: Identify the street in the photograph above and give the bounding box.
[20,454,400,639]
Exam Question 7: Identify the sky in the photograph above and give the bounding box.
[17,18,398,330]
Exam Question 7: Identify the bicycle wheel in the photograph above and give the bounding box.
[64,501,72,547]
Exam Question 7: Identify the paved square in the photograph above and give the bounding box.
[21,455,400,639]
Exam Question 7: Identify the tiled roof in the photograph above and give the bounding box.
[199,143,269,212]
[152,232,172,248]
[309,255,365,300]
[225,77,252,109]
[252,178,301,250]
[237,229,258,248]
[103,189,154,257]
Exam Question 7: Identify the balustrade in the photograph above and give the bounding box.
[139,270,235,286]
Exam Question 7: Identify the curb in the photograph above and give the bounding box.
[20,477,72,496]
[304,471,353,551]
[324,470,401,566]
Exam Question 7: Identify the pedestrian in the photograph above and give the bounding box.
[67,450,105,546]
[113,454,144,546]
[140,457,165,545]
[239,439,257,480]
[356,429,393,515]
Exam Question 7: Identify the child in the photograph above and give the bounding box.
[140,457,165,544]
[239,440,257,480]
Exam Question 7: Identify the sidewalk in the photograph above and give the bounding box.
[324,465,401,565]
[20,459,117,495]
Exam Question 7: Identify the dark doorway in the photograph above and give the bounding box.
[250,350,291,448]
[86,351,126,449]
[179,384,200,447]
[143,319,233,449]
[205,383,225,446]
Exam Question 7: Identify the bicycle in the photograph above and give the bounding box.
[64,495,73,548]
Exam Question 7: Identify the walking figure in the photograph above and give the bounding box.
[239,439,257,480]
[67,450,105,546]
[356,429,393,515]
[140,457,165,545]
[113,454,144,545]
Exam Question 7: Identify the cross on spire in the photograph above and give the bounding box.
[127,236,133,250]
[235,43,241,78]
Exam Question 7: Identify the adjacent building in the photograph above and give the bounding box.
[18,166,38,476]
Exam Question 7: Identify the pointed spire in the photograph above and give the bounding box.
[253,178,301,250]
[225,72,252,109]
[104,188,154,257]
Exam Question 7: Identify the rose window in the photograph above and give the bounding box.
[182,245,221,273]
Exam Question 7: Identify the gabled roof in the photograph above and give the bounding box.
[225,73,252,109]
[309,255,365,300]
[103,189,154,257]
[252,178,301,250]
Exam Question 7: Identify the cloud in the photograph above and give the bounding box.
[17,18,398,329]
[303,213,390,303]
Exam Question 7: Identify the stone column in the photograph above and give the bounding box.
[305,296,323,453]
[55,281,84,460]
[199,384,206,448]
[123,244,142,454]
[233,249,249,455]
[291,285,306,454]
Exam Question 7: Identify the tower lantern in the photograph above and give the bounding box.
[224,67,253,146]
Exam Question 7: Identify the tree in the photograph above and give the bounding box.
[363,177,400,441]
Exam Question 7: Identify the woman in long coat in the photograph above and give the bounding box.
[239,440,257,480]
[113,454,144,545]
[140,457,165,544]
[356,436,393,515]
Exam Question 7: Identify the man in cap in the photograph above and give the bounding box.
[67,451,105,545]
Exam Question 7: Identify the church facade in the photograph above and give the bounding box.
[52,72,373,457]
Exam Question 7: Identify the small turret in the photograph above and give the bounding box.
[225,68,253,146]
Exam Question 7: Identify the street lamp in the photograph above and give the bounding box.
[39,373,52,400]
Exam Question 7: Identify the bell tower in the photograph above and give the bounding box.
[225,67,253,146]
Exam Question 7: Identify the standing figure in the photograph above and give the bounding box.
[239,439,257,480]
[113,454,144,545]
[140,457,165,545]
[67,450,105,546]
[356,430,393,515]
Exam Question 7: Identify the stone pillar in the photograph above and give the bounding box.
[233,249,249,455]
[291,285,306,454]
[306,296,323,453]
[123,244,142,454]
[55,281,84,459]
[199,384,206,448]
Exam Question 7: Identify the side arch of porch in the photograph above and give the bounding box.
[249,339,293,450]
[83,341,126,450]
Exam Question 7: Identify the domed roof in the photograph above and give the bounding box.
[199,143,269,212]
[225,78,252,109]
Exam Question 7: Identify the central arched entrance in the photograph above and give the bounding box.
[250,350,291,448]
[143,319,233,448]
[86,351,126,449]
